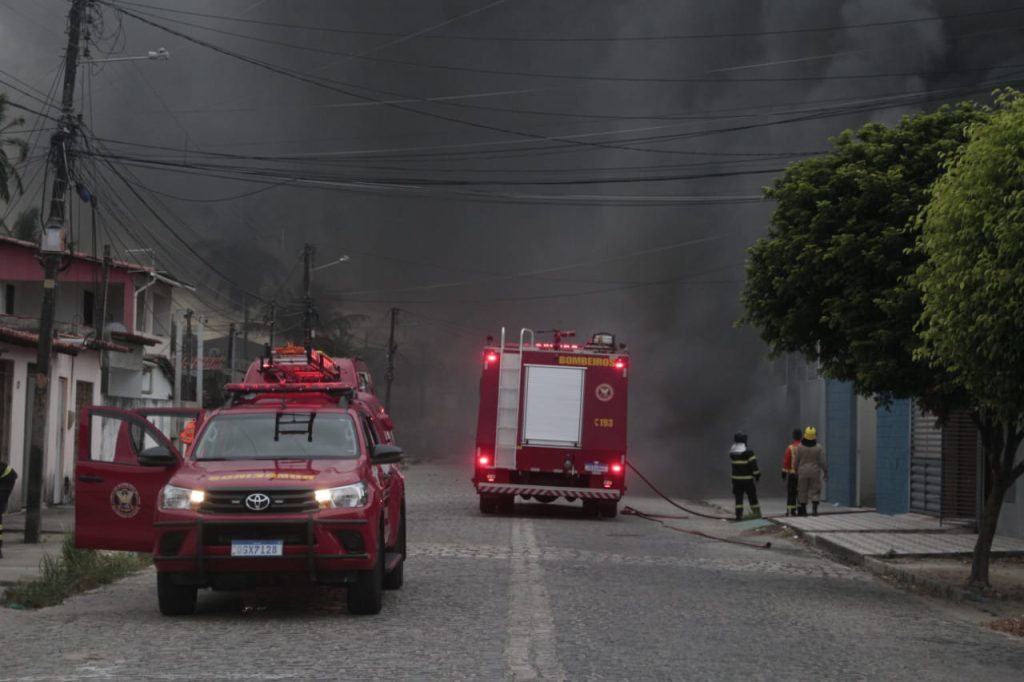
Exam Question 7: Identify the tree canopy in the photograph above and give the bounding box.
[0,94,28,204]
[741,103,986,410]
[916,91,1024,428]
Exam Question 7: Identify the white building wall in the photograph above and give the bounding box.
[0,344,102,509]
[998,444,1024,539]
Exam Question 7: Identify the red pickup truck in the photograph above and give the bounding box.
[74,349,406,616]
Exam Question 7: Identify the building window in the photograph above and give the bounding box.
[141,367,154,395]
[83,290,95,326]
[3,284,13,315]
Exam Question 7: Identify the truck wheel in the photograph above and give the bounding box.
[479,495,497,514]
[600,501,618,518]
[383,506,406,591]
[157,572,197,616]
[347,525,384,615]
[497,495,515,514]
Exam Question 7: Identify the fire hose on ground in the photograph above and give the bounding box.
[623,461,773,549]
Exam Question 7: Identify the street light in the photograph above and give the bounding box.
[311,255,350,272]
[79,47,169,65]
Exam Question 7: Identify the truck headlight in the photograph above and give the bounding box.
[161,485,205,510]
[314,482,368,509]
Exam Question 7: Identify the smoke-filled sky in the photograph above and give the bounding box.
[2,0,1022,496]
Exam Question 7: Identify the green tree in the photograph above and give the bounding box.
[12,206,40,241]
[915,90,1024,589]
[0,94,28,204]
[741,103,985,412]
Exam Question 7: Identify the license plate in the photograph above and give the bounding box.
[230,540,283,557]
[584,462,609,474]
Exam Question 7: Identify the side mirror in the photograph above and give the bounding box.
[138,445,176,467]
[371,443,404,464]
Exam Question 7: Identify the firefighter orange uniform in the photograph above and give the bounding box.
[0,461,17,558]
[729,433,760,520]
[781,428,801,516]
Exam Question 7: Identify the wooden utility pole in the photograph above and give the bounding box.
[385,308,398,413]
[24,0,87,543]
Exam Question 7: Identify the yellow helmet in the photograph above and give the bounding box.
[804,426,817,440]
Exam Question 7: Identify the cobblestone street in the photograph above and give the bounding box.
[1,461,1023,681]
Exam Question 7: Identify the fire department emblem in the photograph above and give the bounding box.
[595,383,614,402]
[110,483,141,519]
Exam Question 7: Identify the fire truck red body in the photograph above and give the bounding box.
[473,329,628,517]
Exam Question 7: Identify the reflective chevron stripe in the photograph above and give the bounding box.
[476,483,621,500]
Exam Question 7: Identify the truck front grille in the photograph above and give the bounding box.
[200,488,317,514]
[202,522,311,546]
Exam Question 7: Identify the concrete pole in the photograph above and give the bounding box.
[196,317,205,408]
[172,309,183,404]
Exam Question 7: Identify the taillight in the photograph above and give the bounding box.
[602,479,614,488]
[614,358,626,370]
[611,463,623,474]
[478,455,490,467]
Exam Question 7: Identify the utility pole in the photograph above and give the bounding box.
[227,322,236,382]
[25,0,87,543]
[183,309,193,401]
[196,316,205,408]
[385,307,398,413]
[172,309,183,404]
[267,300,276,348]
[303,243,315,360]
[241,295,249,372]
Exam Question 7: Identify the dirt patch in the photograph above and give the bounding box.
[986,616,1024,637]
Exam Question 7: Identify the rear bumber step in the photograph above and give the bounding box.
[476,483,621,500]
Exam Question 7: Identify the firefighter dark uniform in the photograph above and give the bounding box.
[781,429,801,517]
[729,433,760,520]
[0,461,17,558]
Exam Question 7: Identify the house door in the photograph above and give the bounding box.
[910,403,942,515]
[941,409,979,523]
[0,360,12,470]
[54,377,68,504]
[21,363,37,505]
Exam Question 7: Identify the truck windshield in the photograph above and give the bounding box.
[192,412,360,461]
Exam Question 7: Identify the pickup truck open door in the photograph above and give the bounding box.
[75,406,199,553]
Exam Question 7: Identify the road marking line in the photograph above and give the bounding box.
[505,518,566,681]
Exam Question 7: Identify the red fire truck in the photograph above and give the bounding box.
[473,329,629,517]
[74,345,405,616]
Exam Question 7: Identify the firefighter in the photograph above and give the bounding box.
[794,426,828,516]
[781,428,801,516]
[729,432,760,520]
[0,459,17,559]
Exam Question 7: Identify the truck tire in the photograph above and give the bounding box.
[479,495,497,514]
[157,572,197,616]
[347,524,384,615]
[600,501,618,518]
[383,506,406,591]
[497,494,515,514]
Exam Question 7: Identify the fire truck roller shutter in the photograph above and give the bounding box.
[521,365,585,447]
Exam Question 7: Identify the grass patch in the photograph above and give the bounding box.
[1,536,151,609]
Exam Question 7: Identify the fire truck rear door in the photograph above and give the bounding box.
[521,365,585,447]
[75,406,185,552]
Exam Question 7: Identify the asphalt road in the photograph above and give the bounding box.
[1,460,1022,681]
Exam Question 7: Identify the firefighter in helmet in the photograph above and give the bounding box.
[794,426,828,516]
[729,432,760,520]
[781,428,801,516]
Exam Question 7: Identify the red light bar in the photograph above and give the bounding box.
[225,382,354,394]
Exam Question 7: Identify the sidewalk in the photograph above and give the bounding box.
[0,506,74,587]
[708,496,1024,603]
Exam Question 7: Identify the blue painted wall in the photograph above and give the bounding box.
[825,380,857,506]
[875,400,910,515]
